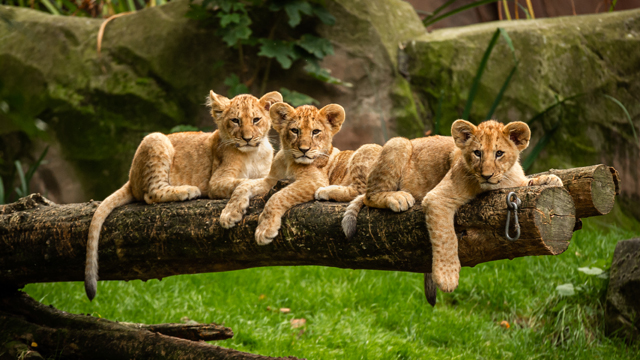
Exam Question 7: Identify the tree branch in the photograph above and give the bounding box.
[0,165,617,288]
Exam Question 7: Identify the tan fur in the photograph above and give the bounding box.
[344,120,563,293]
[219,103,381,245]
[84,91,282,300]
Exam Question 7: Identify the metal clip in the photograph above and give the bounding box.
[505,192,521,241]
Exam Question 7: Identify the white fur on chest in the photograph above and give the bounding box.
[240,140,273,179]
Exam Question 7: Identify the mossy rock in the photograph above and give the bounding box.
[403,9,640,217]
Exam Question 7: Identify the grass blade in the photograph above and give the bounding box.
[609,0,618,12]
[502,0,511,20]
[523,116,562,171]
[422,0,458,25]
[604,94,638,146]
[0,176,4,205]
[126,0,137,12]
[525,0,535,18]
[517,3,531,19]
[14,161,27,198]
[25,146,49,188]
[423,0,500,27]
[434,89,444,135]
[39,0,62,15]
[498,28,517,62]
[485,60,519,120]
[526,94,584,126]
[463,28,501,122]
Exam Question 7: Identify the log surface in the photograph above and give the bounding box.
[0,291,298,360]
[0,184,577,287]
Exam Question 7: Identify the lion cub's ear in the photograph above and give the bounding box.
[503,121,531,151]
[259,91,283,111]
[319,104,345,135]
[270,102,295,132]
[451,119,477,149]
[207,90,230,121]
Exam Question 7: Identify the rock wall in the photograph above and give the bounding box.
[0,0,424,202]
[403,9,640,217]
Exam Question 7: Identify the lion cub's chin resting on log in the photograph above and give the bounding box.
[84,91,282,300]
[343,119,563,293]
[219,103,381,245]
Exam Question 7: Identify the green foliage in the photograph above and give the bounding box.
[422,0,501,27]
[280,87,319,107]
[13,146,49,199]
[23,221,640,358]
[187,0,345,100]
[463,27,517,122]
[604,94,638,146]
[224,74,250,98]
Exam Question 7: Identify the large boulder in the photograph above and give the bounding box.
[0,0,424,203]
[403,9,640,218]
[605,238,640,342]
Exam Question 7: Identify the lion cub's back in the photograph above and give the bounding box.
[402,135,456,199]
[168,131,217,193]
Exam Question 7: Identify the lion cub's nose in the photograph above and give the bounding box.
[482,174,494,181]
[299,147,310,154]
[242,136,253,143]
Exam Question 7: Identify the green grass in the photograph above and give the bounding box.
[24,219,640,359]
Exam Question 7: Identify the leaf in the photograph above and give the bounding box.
[297,34,333,59]
[522,116,561,171]
[604,94,638,146]
[219,13,241,27]
[577,267,604,276]
[218,15,252,47]
[463,28,501,122]
[14,160,26,198]
[311,4,336,25]
[304,61,352,87]
[259,39,298,69]
[423,0,501,27]
[485,61,518,120]
[24,146,49,189]
[224,74,249,97]
[283,0,313,27]
[290,318,306,328]
[169,125,200,133]
[551,298,567,312]
[597,272,609,280]
[556,283,575,296]
[0,176,4,205]
[280,87,319,107]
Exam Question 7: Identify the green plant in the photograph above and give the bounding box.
[186,0,349,103]
[13,146,49,199]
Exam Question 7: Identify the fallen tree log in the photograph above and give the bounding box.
[0,290,298,360]
[0,165,618,287]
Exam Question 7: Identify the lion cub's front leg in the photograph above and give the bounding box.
[255,175,327,245]
[219,178,275,228]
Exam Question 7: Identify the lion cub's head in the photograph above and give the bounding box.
[207,91,283,152]
[451,119,531,186]
[269,103,345,165]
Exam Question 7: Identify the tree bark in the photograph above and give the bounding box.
[0,165,618,287]
[0,290,299,360]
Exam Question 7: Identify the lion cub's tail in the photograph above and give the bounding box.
[85,182,134,301]
[342,194,365,238]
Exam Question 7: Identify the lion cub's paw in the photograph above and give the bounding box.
[219,206,244,229]
[386,191,415,212]
[529,174,563,187]
[177,186,201,201]
[255,220,280,245]
[432,259,461,293]
[315,185,340,201]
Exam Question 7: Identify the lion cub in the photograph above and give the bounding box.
[84,91,282,300]
[343,120,563,295]
[219,103,381,245]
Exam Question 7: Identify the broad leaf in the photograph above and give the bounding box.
[577,267,604,276]
[283,0,313,27]
[298,35,333,59]
[170,125,200,133]
[304,61,352,87]
[259,40,298,69]
[224,74,249,97]
[312,4,336,25]
[556,283,575,296]
[280,87,319,107]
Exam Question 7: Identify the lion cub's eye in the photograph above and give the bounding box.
[253,117,261,124]
[473,150,481,157]
[496,150,504,158]
[231,118,240,124]
[290,128,299,135]
[312,129,321,135]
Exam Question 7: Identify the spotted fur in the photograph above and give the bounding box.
[219,103,381,245]
[84,91,282,300]
[344,120,563,295]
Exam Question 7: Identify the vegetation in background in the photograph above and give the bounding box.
[0,146,48,204]
[24,220,640,358]
[185,0,350,104]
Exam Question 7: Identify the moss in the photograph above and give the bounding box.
[390,77,423,138]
